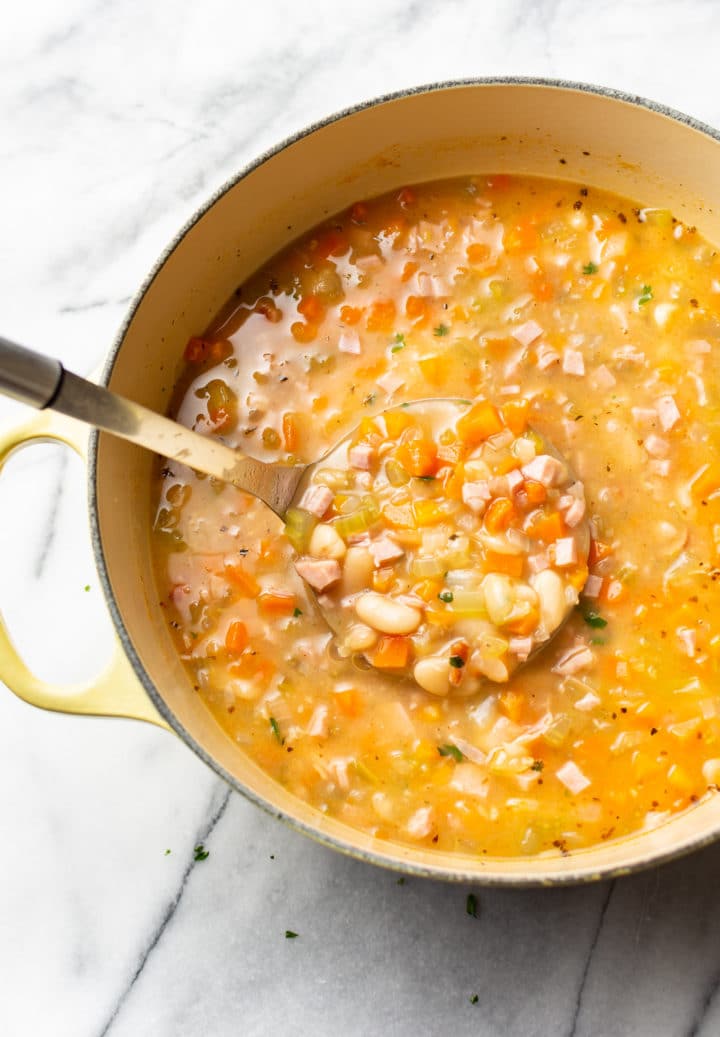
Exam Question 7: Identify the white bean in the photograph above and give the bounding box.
[413,656,451,696]
[344,623,378,652]
[355,591,422,634]
[309,523,347,560]
[473,652,509,683]
[530,569,566,633]
[340,546,374,595]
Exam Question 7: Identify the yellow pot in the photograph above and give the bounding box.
[4,79,720,885]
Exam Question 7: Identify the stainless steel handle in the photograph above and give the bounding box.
[0,335,63,408]
[0,336,304,516]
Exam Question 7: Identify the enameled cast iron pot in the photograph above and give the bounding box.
[4,79,720,885]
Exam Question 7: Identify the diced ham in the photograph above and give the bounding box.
[583,574,603,598]
[536,345,560,370]
[509,636,533,661]
[556,761,591,794]
[632,406,658,428]
[506,469,524,493]
[522,454,565,487]
[562,497,586,528]
[656,394,681,432]
[552,645,594,676]
[369,536,405,567]
[562,348,585,376]
[555,537,577,566]
[512,319,544,347]
[645,434,670,458]
[348,443,375,470]
[462,480,491,513]
[527,552,550,574]
[299,484,334,518]
[574,692,602,712]
[591,364,616,390]
[294,558,341,592]
[338,330,361,354]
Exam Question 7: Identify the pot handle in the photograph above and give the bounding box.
[0,408,169,729]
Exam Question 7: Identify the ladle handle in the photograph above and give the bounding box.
[0,336,303,516]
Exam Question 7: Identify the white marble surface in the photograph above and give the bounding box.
[3,2,720,1034]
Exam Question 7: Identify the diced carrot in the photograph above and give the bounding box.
[397,187,416,208]
[588,538,613,566]
[466,243,491,264]
[442,464,465,500]
[414,578,443,602]
[484,497,517,534]
[530,275,554,302]
[225,620,249,655]
[484,549,524,578]
[355,360,386,380]
[524,508,566,542]
[600,579,628,605]
[291,321,317,343]
[382,504,414,529]
[504,605,539,636]
[367,300,396,332]
[452,305,469,322]
[405,295,430,324]
[522,479,547,506]
[312,395,328,413]
[255,298,282,323]
[282,412,301,453]
[229,654,275,682]
[312,228,347,259]
[499,690,525,723]
[225,564,261,598]
[418,354,446,385]
[298,295,325,322]
[504,220,539,254]
[372,635,411,668]
[413,500,446,526]
[456,400,504,446]
[340,304,363,325]
[501,398,530,436]
[395,434,439,477]
[484,337,514,357]
[350,202,368,224]
[335,687,364,716]
[208,338,233,362]
[372,567,395,592]
[384,409,414,439]
[691,462,720,502]
[184,337,209,363]
[495,454,522,476]
[355,416,381,441]
[402,261,418,282]
[258,591,296,616]
[425,609,459,626]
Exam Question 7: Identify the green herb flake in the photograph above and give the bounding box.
[469,995,479,1005]
[433,323,449,337]
[270,716,284,744]
[466,893,479,918]
[285,930,299,939]
[438,744,464,762]
[638,284,653,305]
[582,262,598,275]
[194,844,209,861]
[438,590,454,603]
[83,584,91,592]
[292,607,303,618]
[396,876,406,885]
[591,636,606,646]
[583,611,607,629]
[449,655,465,668]
[417,475,436,481]
[391,333,406,353]
[164,849,171,856]
[531,760,544,772]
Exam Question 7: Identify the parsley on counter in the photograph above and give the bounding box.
[194,845,209,861]
[466,893,479,918]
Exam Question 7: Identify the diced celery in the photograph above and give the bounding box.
[542,713,572,748]
[283,507,318,553]
[444,536,471,569]
[410,556,446,579]
[333,496,380,540]
[448,589,487,617]
[385,459,410,487]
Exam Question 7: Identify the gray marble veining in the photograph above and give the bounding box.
[3,2,720,1035]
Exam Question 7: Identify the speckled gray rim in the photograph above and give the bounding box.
[88,77,720,886]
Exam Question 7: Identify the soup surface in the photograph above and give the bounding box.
[153,175,720,859]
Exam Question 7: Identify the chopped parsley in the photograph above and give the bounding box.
[391,333,406,353]
[285,930,299,939]
[591,636,606,646]
[417,474,436,481]
[531,760,544,772]
[466,893,479,918]
[438,744,464,762]
[583,611,607,629]
[469,995,479,1005]
[164,849,171,855]
[433,323,449,337]
[396,876,406,885]
[270,716,284,744]
[193,844,209,861]
[83,584,90,592]
[449,655,465,668]
[638,284,653,305]
[582,261,598,275]
[438,590,454,603]
[292,607,303,618]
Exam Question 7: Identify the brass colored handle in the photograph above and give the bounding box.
[0,408,169,729]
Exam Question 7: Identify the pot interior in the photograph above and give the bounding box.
[95,82,720,882]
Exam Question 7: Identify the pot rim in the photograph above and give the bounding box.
[88,76,720,885]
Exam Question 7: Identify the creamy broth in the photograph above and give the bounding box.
[153,176,720,858]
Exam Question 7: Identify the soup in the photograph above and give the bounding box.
[152,175,720,859]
